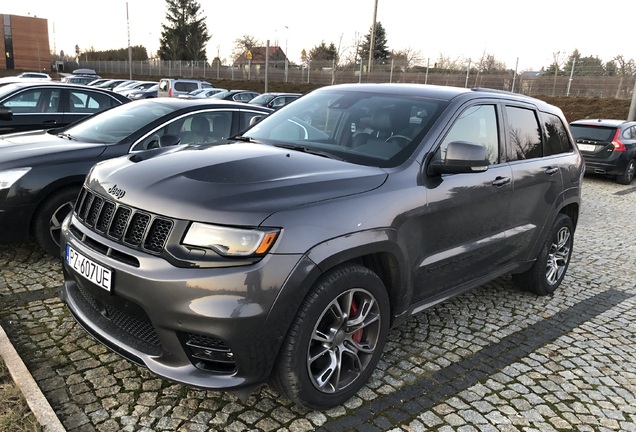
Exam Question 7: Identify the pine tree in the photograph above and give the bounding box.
[159,0,210,61]
[357,22,389,62]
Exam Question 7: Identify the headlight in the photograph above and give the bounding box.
[183,223,280,257]
[0,168,31,190]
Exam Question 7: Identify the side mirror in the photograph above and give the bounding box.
[0,107,13,121]
[249,115,265,127]
[158,134,181,147]
[430,141,490,175]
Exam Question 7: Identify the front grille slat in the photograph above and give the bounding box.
[74,187,174,257]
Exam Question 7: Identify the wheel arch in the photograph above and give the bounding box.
[29,177,85,236]
[304,229,412,327]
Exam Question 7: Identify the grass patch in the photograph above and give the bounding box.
[0,356,41,432]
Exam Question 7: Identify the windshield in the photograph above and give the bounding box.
[244,87,446,167]
[62,101,176,143]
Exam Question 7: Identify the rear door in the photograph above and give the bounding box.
[503,104,567,260]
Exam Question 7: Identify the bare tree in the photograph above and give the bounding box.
[391,47,424,71]
[232,35,260,63]
[434,54,466,71]
[613,55,636,76]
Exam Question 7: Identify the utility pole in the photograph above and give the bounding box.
[629,78,636,121]
[367,0,378,76]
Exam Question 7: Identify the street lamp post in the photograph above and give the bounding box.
[126,2,132,79]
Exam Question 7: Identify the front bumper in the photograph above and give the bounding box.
[0,204,34,243]
[60,214,308,391]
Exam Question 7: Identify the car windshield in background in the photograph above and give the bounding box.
[243,88,446,167]
[57,101,176,144]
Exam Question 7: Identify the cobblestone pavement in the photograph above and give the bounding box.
[1,175,635,432]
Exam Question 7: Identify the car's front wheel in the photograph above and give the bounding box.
[617,158,635,185]
[271,263,390,410]
[33,187,79,257]
[512,213,574,296]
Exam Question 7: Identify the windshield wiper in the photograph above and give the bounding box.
[273,143,343,160]
[232,135,252,142]
[57,133,77,141]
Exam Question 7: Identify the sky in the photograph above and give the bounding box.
[3,0,634,72]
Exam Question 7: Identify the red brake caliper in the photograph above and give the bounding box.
[350,300,363,343]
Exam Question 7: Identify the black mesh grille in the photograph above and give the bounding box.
[95,201,115,233]
[105,304,161,347]
[124,212,150,246]
[187,334,231,351]
[74,187,174,256]
[145,219,172,253]
[109,207,131,239]
[75,283,161,353]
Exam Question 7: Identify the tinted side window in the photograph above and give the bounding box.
[622,126,636,140]
[175,82,199,92]
[3,89,41,112]
[68,90,115,113]
[505,106,542,161]
[440,104,499,165]
[541,112,573,155]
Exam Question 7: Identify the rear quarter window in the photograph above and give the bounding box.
[541,112,573,155]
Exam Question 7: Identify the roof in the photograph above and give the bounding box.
[234,46,288,64]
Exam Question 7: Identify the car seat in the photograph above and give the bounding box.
[210,115,231,140]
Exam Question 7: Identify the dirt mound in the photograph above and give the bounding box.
[536,96,632,123]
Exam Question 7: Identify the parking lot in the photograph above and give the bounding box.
[1,174,635,432]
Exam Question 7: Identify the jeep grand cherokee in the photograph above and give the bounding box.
[59,83,583,409]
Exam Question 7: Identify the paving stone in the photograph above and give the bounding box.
[2,178,636,431]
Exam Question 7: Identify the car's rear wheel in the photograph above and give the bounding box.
[617,159,635,185]
[33,187,80,257]
[270,263,390,410]
[512,213,574,296]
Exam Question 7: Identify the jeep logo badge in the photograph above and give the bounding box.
[107,185,126,199]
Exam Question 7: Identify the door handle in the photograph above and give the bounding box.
[492,176,511,187]
[545,167,559,175]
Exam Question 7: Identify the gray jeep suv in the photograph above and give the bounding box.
[60,83,583,410]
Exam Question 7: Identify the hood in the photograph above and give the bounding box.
[87,142,387,226]
[0,130,106,168]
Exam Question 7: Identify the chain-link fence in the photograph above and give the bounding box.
[70,59,636,100]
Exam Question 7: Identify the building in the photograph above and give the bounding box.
[1,13,50,72]
[234,46,288,68]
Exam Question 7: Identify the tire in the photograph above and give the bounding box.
[616,159,635,185]
[33,187,80,257]
[512,213,574,296]
[270,263,390,410]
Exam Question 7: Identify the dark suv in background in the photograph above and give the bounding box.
[60,83,583,410]
[570,118,636,184]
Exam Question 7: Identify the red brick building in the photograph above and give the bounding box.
[1,13,50,72]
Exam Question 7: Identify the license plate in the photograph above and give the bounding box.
[577,143,596,152]
[65,244,112,292]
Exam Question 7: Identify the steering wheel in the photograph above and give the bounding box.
[385,135,411,147]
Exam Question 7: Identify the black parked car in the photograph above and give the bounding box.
[209,89,261,102]
[248,92,301,110]
[0,98,271,255]
[0,82,130,134]
[570,118,636,184]
[127,84,158,100]
[59,83,583,410]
